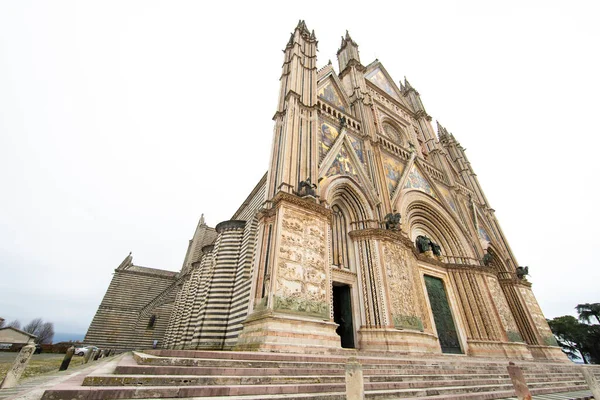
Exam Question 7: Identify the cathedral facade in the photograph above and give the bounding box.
[85,21,565,361]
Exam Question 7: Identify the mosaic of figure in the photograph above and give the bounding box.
[325,145,358,178]
[383,154,405,194]
[319,121,340,160]
[347,135,365,164]
[404,166,437,198]
[318,82,345,111]
[366,68,400,101]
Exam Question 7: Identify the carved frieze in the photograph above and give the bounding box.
[486,276,522,342]
[519,287,558,346]
[274,207,329,319]
[382,242,423,331]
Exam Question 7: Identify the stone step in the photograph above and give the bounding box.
[134,353,515,374]
[83,374,345,386]
[366,384,589,399]
[147,349,568,366]
[40,350,597,400]
[115,364,346,376]
[117,363,520,381]
[145,349,571,369]
[409,388,592,400]
[42,382,348,399]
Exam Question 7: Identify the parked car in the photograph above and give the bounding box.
[74,345,98,356]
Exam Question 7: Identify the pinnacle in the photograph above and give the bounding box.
[436,121,449,138]
[295,19,311,36]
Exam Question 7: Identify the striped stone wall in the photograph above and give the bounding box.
[163,175,267,350]
[84,264,177,352]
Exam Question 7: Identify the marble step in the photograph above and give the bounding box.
[83,374,345,386]
[42,382,348,399]
[133,352,514,373]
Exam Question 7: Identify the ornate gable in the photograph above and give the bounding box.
[403,164,438,199]
[317,68,351,112]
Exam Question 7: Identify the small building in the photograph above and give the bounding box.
[0,327,37,351]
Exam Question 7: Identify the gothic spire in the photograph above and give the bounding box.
[436,121,450,139]
[337,30,361,72]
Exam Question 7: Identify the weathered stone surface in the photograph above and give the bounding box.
[345,357,364,400]
[507,362,532,400]
[59,346,75,371]
[581,366,600,399]
[0,343,36,389]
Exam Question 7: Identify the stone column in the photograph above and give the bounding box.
[0,344,36,389]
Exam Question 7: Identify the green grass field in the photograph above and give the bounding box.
[0,353,85,381]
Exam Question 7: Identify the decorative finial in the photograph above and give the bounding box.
[200,214,205,225]
[328,59,332,65]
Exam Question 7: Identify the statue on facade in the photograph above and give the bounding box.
[516,266,529,280]
[483,250,493,266]
[384,210,401,231]
[416,235,442,257]
[416,235,431,253]
[431,242,441,256]
[298,178,317,197]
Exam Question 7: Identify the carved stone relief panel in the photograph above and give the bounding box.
[382,242,423,331]
[486,276,522,342]
[274,206,329,319]
[519,286,558,346]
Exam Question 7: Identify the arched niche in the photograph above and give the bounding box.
[398,190,475,261]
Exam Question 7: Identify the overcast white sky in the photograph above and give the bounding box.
[1,1,599,337]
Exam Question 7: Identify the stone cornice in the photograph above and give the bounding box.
[201,244,215,254]
[215,220,246,234]
[445,263,497,277]
[271,191,332,220]
[499,278,533,288]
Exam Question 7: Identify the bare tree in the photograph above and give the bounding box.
[7,320,21,329]
[22,318,55,344]
[24,318,43,334]
[37,322,55,344]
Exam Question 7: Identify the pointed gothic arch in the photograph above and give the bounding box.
[399,191,475,262]
[323,177,375,271]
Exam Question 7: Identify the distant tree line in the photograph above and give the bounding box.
[547,303,600,364]
[0,317,55,344]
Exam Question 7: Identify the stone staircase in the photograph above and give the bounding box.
[40,350,598,400]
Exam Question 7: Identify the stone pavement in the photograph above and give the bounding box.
[0,354,123,400]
